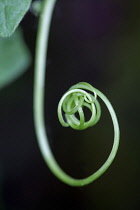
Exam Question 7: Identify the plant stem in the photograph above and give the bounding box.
[34,0,120,186]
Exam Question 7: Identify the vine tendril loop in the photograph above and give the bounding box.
[58,82,101,130]
[34,0,120,187]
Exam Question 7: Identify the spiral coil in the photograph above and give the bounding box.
[34,0,120,186]
[58,82,101,130]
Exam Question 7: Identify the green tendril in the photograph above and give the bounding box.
[58,82,101,130]
[34,0,120,187]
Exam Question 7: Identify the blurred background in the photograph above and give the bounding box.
[0,0,140,209]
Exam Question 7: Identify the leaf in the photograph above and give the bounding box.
[0,28,31,89]
[0,0,32,37]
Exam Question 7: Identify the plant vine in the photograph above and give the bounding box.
[34,0,120,186]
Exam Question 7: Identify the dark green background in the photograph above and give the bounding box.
[0,0,140,209]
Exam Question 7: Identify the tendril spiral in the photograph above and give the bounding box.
[58,82,101,130]
[34,0,120,187]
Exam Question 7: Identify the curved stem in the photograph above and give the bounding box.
[34,0,59,175]
[34,0,120,186]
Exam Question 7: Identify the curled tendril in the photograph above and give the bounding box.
[34,0,120,187]
[58,82,101,130]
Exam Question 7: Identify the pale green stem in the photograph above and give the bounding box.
[33,0,120,186]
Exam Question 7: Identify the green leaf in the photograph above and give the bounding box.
[0,28,31,89]
[0,0,32,37]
